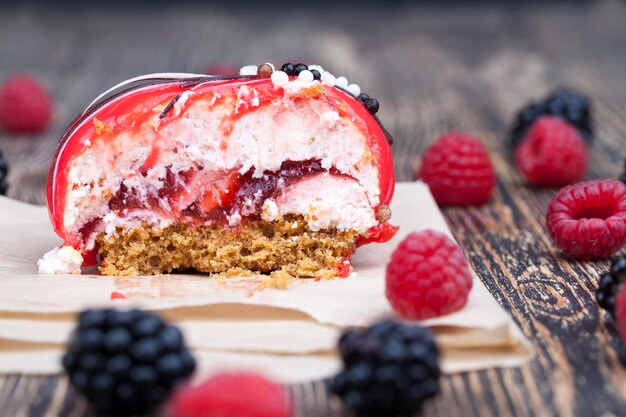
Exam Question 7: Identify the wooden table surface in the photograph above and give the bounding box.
[1,1,626,416]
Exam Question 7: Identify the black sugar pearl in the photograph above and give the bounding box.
[365,98,380,114]
[311,69,321,80]
[358,93,370,102]
[281,63,295,76]
[294,63,308,75]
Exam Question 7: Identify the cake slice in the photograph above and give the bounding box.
[42,63,397,277]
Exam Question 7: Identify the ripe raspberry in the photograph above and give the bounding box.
[417,132,495,206]
[546,180,626,259]
[0,75,53,133]
[514,116,588,187]
[171,372,292,417]
[386,230,473,319]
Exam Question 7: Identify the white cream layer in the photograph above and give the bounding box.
[262,173,377,232]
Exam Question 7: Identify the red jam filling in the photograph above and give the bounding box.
[98,159,335,235]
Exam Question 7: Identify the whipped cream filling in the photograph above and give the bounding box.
[261,173,377,232]
[62,83,381,248]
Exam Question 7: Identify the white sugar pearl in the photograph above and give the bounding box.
[298,70,314,82]
[321,71,336,87]
[335,76,348,89]
[309,65,324,73]
[271,70,289,87]
[347,83,361,97]
[239,65,258,76]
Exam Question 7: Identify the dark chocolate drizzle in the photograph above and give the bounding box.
[159,94,181,119]
[373,114,394,145]
[178,74,257,89]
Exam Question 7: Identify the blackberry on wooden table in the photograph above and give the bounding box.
[331,320,440,417]
[597,257,626,316]
[62,309,196,417]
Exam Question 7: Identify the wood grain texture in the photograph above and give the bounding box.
[1,0,626,416]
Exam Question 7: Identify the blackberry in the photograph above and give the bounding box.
[596,257,626,316]
[62,309,196,417]
[311,69,321,80]
[510,87,592,148]
[619,159,626,184]
[331,320,440,417]
[0,149,7,195]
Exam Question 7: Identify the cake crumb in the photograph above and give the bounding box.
[38,246,83,274]
[264,270,295,289]
[93,118,111,135]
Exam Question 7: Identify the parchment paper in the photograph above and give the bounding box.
[0,182,532,382]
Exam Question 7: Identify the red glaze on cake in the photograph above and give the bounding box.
[42,65,397,276]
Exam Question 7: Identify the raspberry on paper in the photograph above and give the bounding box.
[385,229,473,320]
